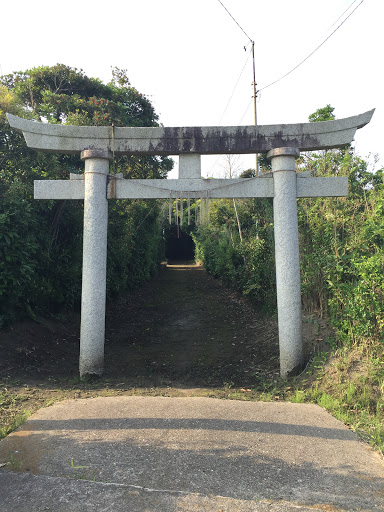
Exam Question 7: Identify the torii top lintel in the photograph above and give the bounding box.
[7,110,374,156]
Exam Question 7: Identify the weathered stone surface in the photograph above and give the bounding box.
[34,179,85,199]
[113,177,275,199]
[79,155,110,377]
[297,176,348,197]
[34,175,348,200]
[7,110,374,155]
[270,150,303,377]
[179,154,201,179]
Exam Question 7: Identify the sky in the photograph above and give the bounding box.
[1,0,382,178]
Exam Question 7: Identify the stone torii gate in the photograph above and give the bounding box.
[7,111,374,378]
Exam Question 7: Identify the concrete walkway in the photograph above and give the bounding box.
[0,397,383,511]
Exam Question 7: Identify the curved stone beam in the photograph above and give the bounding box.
[7,110,374,155]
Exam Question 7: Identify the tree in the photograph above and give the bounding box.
[0,64,172,325]
[298,106,384,349]
[308,104,335,123]
[0,64,173,180]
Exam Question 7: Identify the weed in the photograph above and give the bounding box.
[7,451,23,471]
[0,389,31,440]
[291,390,306,403]
[69,458,100,481]
[70,458,89,469]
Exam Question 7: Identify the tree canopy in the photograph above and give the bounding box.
[1,65,157,127]
[0,64,173,180]
[308,104,335,123]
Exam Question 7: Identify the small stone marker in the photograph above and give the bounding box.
[7,110,374,378]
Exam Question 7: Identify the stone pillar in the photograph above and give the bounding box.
[268,147,303,378]
[79,149,112,378]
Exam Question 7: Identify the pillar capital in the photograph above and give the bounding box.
[81,149,113,161]
[267,147,300,173]
[267,147,300,160]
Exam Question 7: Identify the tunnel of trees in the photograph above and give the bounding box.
[165,227,195,261]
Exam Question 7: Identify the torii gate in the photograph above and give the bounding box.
[7,111,374,379]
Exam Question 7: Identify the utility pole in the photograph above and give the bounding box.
[252,41,259,175]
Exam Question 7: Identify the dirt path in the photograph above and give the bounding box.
[0,262,282,387]
[1,262,326,434]
[104,261,280,387]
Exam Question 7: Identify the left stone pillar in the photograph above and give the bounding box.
[79,149,112,378]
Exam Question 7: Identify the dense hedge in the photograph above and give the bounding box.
[0,177,167,327]
[299,153,384,347]
[193,150,384,348]
[0,65,171,327]
[193,197,276,312]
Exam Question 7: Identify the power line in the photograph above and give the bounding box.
[237,99,253,125]
[218,46,252,124]
[325,0,360,34]
[213,0,363,176]
[216,0,253,43]
[259,0,365,93]
[216,0,259,171]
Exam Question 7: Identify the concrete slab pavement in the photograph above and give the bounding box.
[0,397,383,511]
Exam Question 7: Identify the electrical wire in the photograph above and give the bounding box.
[211,0,364,177]
[324,0,360,34]
[237,99,253,125]
[216,0,259,172]
[215,1,255,126]
[218,46,253,124]
[216,0,253,43]
[258,0,365,93]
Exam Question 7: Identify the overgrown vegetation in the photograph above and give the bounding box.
[193,105,384,452]
[0,64,172,326]
[291,347,384,452]
[193,197,276,312]
[194,106,384,351]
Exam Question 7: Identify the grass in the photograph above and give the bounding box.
[194,343,384,454]
[0,390,32,440]
[286,344,384,454]
[0,409,31,440]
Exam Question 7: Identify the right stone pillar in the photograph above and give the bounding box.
[267,147,303,378]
